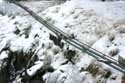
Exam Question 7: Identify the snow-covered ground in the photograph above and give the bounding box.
[65,0,125,20]
[0,0,125,83]
[0,1,64,16]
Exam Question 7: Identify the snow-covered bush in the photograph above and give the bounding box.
[1,0,125,82]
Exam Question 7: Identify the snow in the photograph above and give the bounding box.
[0,0,3,3]
[76,53,95,70]
[43,64,85,83]
[0,0,125,83]
[27,61,44,76]
[0,51,8,60]
[80,71,94,83]
[42,3,115,45]
[70,0,125,20]
[51,52,67,69]
[107,45,119,56]
[40,0,125,82]
[118,46,125,59]
[43,70,64,83]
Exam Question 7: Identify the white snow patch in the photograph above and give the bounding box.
[0,51,8,60]
[72,0,125,20]
[1,0,125,82]
[0,0,3,3]
[27,62,44,76]
[118,46,125,59]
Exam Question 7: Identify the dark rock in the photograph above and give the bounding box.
[49,34,64,48]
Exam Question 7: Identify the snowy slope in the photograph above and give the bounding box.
[67,0,125,20]
[40,1,125,82]
[0,1,64,16]
[0,0,125,83]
